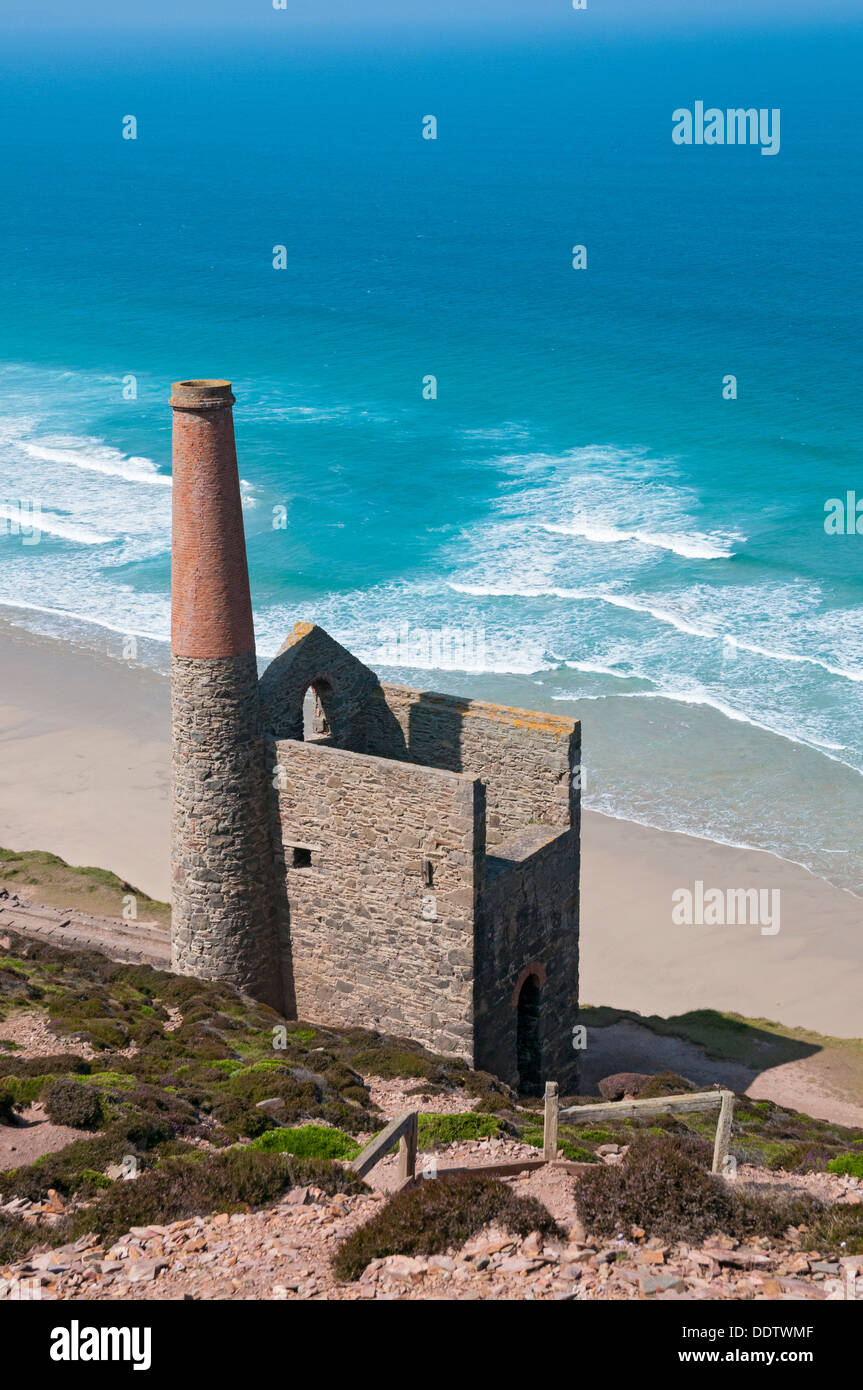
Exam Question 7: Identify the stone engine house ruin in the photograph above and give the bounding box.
[169,379,581,1092]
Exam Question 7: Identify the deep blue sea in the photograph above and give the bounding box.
[1,24,862,890]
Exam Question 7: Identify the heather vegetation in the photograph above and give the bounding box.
[57,1148,368,1250]
[333,1175,563,1282]
[576,1133,824,1245]
[2,932,861,1271]
[0,932,522,1257]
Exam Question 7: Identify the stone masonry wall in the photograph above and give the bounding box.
[476,828,580,1092]
[363,685,578,850]
[271,738,486,1059]
[171,653,283,1010]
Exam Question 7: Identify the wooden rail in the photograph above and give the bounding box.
[349,1109,418,1184]
[347,1086,735,1191]
[549,1083,735,1174]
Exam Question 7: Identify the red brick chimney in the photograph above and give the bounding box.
[169,379,283,1011]
[169,379,255,658]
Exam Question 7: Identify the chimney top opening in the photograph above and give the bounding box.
[176,379,231,389]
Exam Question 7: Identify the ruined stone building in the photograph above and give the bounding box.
[169,379,580,1092]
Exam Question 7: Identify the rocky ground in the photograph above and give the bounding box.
[3,1132,861,1302]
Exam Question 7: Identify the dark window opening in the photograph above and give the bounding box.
[292,847,312,868]
[516,975,542,1096]
[422,857,434,887]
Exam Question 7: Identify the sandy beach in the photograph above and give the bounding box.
[0,614,860,1038]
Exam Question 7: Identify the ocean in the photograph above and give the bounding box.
[1,24,862,892]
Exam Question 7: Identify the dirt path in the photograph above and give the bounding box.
[0,1104,84,1171]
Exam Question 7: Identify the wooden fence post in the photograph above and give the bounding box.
[711,1091,735,1175]
[398,1109,418,1184]
[543,1081,559,1161]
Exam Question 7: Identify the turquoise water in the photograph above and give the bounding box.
[0,26,862,890]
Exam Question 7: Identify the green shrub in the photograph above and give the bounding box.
[341,1085,371,1106]
[559,1143,597,1162]
[526,1127,597,1163]
[577,1133,821,1244]
[0,1075,51,1107]
[320,1061,366,1094]
[74,1168,113,1191]
[250,1124,361,1161]
[453,1071,514,1113]
[84,1071,139,1092]
[827,1153,863,1179]
[44,1078,104,1130]
[417,1113,502,1147]
[333,1175,563,1282]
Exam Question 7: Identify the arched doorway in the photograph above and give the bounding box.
[516,973,542,1096]
[301,678,334,743]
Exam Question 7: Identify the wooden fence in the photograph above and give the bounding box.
[545,1081,735,1174]
[347,1084,735,1189]
[349,1109,419,1185]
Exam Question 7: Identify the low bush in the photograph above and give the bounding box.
[208,1095,273,1141]
[453,1071,515,1113]
[574,1128,616,1145]
[44,1078,104,1131]
[0,1211,31,1264]
[347,1046,435,1080]
[333,1175,563,1282]
[768,1142,838,1173]
[520,1125,597,1163]
[62,1148,368,1249]
[417,1113,502,1147]
[0,1075,50,1107]
[577,1133,821,1244]
[811,1203,863,1255]
[250,1124,360,1161]
[0,1054,90,1079]
[633,1072,695,1100]
[827,1153,863,1179]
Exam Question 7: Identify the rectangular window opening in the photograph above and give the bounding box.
[292,847,313,868]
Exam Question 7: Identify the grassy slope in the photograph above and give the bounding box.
[0,848,170,928]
